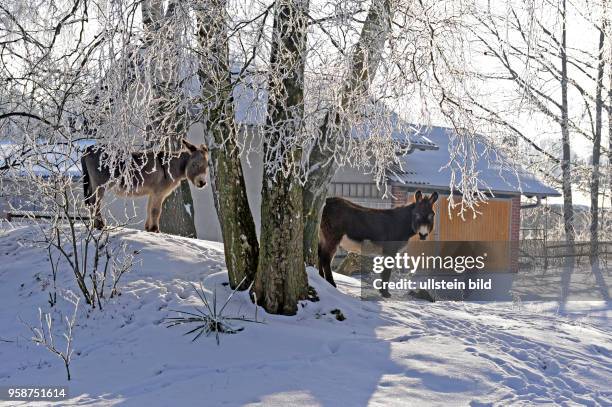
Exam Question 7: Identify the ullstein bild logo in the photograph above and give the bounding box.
[371,276,493,291]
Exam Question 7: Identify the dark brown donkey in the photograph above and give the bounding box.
[81,140,209,232]
[318,191,438,296]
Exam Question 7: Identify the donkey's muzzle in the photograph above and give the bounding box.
[419,233,428,240]
[196,180,207,188]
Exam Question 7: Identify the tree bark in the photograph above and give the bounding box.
[253,0,310,315]
[303,0,394,265]
[609,37,612,211]
[560,0,575,243]
[196,0,259,289]
[159,181,197,238]
[303,113,335,265]
[155,108,198,237]
[607,1,612,213]
[590,23,605,264]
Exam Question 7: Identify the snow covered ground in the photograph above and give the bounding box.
[0,224,610,406]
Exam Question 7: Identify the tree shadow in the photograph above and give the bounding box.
[559,255,610,313]
[589,261,610,303]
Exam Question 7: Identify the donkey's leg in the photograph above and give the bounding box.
[147,194,165,233]
[379,267,392,298]
[317,243,326,278]
[318,244,336,287]
[92,186,106,230]
[144,195,154,232]
[321,240,340,287]
[318,227,340,287]
[324,250,338,287]
[379,244,399,298]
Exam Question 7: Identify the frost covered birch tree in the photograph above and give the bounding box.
[195,0,259,290]
[251,0,311,314]
[590,4,608,262]
[468,0,612,245]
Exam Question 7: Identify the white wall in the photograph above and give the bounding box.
[102,124,267,241]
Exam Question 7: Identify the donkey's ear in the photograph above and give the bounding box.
[182,139,197,152]
[414,190,423,202]
[429,192,439,204]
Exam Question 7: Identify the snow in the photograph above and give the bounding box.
[388,127,560,198]
[230,75,439,152]
[0,224,610,406]
[0,140,94,178]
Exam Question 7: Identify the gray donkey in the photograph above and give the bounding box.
[81,140,209,232]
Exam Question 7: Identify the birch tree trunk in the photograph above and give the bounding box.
[303,0,394,265]
[302,111,336,265]
[160,181,198,237]
[560,0,575,243]
[590,23,606,264]
[608,3,612,213]
[609,45,612,211]
[252,0,309,315]
[196,0,259,289]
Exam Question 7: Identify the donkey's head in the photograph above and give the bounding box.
[411,190,438,240]
[182,140,209,188]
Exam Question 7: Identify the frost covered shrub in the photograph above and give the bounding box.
[4,157,138,309]
[23,291,80,381]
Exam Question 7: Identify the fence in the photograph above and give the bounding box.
[520,226,612,269]
[4,210,92,222]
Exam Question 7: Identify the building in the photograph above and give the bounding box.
[341,125,560,243]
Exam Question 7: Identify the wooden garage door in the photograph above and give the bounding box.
[437,196,511,241]
[406,194,512,271]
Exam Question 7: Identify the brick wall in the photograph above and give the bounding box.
[391,185,408,207]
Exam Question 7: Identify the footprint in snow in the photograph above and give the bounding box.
[392,333,424,342]
[327,341,341,354]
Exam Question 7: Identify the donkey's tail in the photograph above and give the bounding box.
[81,154,93,206]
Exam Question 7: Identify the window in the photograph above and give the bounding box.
[328,182,391,208]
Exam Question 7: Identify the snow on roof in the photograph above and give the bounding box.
[1,68,555,197]
[230,78,438,151]
[388,126,560,197]
[183,64,438,150]
[0,140,94,178]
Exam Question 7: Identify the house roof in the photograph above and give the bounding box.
[388,126,560,197]
[0,140,91,178]
[231,80,439,152]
